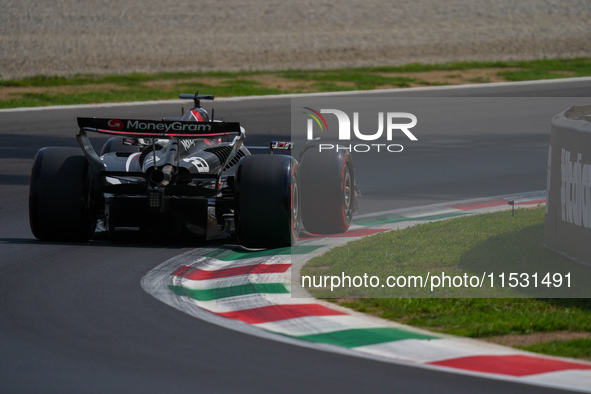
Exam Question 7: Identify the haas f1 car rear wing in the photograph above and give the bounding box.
[77,117,242,139]
[76,117,245,188]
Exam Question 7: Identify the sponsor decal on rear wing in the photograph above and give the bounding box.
[77,117,242,139]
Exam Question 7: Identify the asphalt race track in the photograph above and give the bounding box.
[1,79,591,393]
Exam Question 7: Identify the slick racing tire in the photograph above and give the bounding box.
[300,146,354,234]
[100,137,143,155]
[29,147,97,241]
[235,155,301,248]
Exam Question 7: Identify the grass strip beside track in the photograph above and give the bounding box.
[518,338,591,361]
[2,57,591,108]
[301,207,591,360]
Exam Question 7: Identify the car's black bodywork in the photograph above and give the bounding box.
[29,93,359,248]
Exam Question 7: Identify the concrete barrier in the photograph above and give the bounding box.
[545,104,591,265]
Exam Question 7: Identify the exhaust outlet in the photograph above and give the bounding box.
[150,164,174,186]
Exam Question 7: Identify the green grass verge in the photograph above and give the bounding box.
[1,57,591,108]
[303,207,589,299]
[300,207,591,359]
[518,338,591,361]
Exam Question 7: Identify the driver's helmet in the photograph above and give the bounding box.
[179,107,221,145]
[181,107,210,122]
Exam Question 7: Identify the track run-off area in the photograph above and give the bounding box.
[143,191,591,392]
[2,79,591,393]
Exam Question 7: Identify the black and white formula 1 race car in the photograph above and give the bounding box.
[29,93,359,248]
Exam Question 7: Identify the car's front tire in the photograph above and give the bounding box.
[300,146,355,234]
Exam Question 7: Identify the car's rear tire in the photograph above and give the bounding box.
[29,147,97,241]
[300,146,354,234]
[235,155,300,248]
